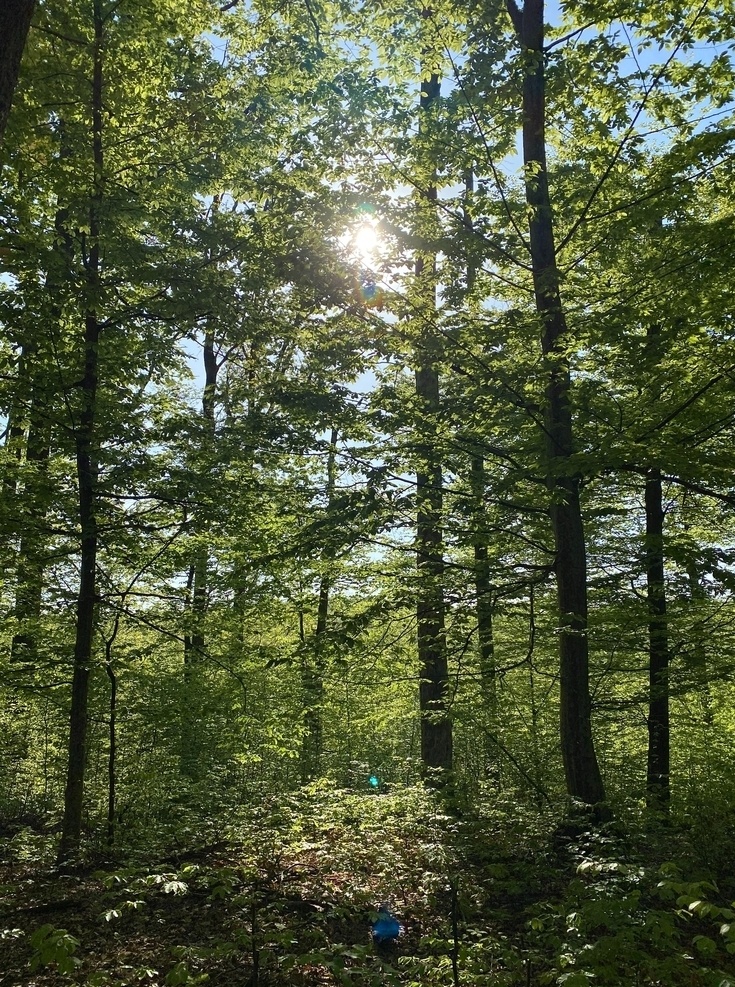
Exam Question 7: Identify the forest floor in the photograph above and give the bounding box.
[1,785,735,986]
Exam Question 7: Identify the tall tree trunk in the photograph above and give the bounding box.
[181,325,218,779]
[57,0,103,862]
[463,169,495,739]
[643,321,670,808]
[526,587,544,804]
[471,451,498,776]
[300,429,338,783]
[0,0,36,146]
[645,473,670,806]
[414,36,452,775]
[471,452,496,701]
[190,324,217,658]
[507,0,605,806]
[105,616,120,847]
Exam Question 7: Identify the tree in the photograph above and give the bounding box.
[0,0,35,146]
[413,39,453,777]
[504,0,605,806]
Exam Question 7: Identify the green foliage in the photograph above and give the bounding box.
[29,925,81,977]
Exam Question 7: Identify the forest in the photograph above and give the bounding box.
[1,0,735,983]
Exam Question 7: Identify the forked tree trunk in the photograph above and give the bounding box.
[414,42,452,775]
[507,0,605,806]
[57,0,104,863]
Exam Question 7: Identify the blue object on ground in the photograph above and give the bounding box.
[372,904,401,943]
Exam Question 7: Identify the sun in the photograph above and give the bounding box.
[350,222,381,265]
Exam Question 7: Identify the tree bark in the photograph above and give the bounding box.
[645,473,670,806]
[507,0,605,806]
[415,48,452,775]
[57,0,104,863]
[0,0,36,146]
[642,320,670,808]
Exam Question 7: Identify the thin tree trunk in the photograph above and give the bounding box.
[470,451,497,776]
[181,325,217,779]
[300,429,338,783]
[645,469,670,807]
[415,41,452,775]
[58,253,100,859]
[57,0,104,863]
[105,616,120,847]
[526,587,544,805]
[471,453,496,702]
[464,171,496,757]
[507,0,605,806]
[643,322,670,808]
[0,0,36,145]
[193,323,217,651]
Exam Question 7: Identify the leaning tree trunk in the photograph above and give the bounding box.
[0,0,36,146]
[507,0,605,806]
[57,1,104,862]
[414,27,452,775]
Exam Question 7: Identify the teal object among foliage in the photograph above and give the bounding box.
[369,775,380,788]
[371,904,401,943]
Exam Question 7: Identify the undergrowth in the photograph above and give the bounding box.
[1,785,735,986]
